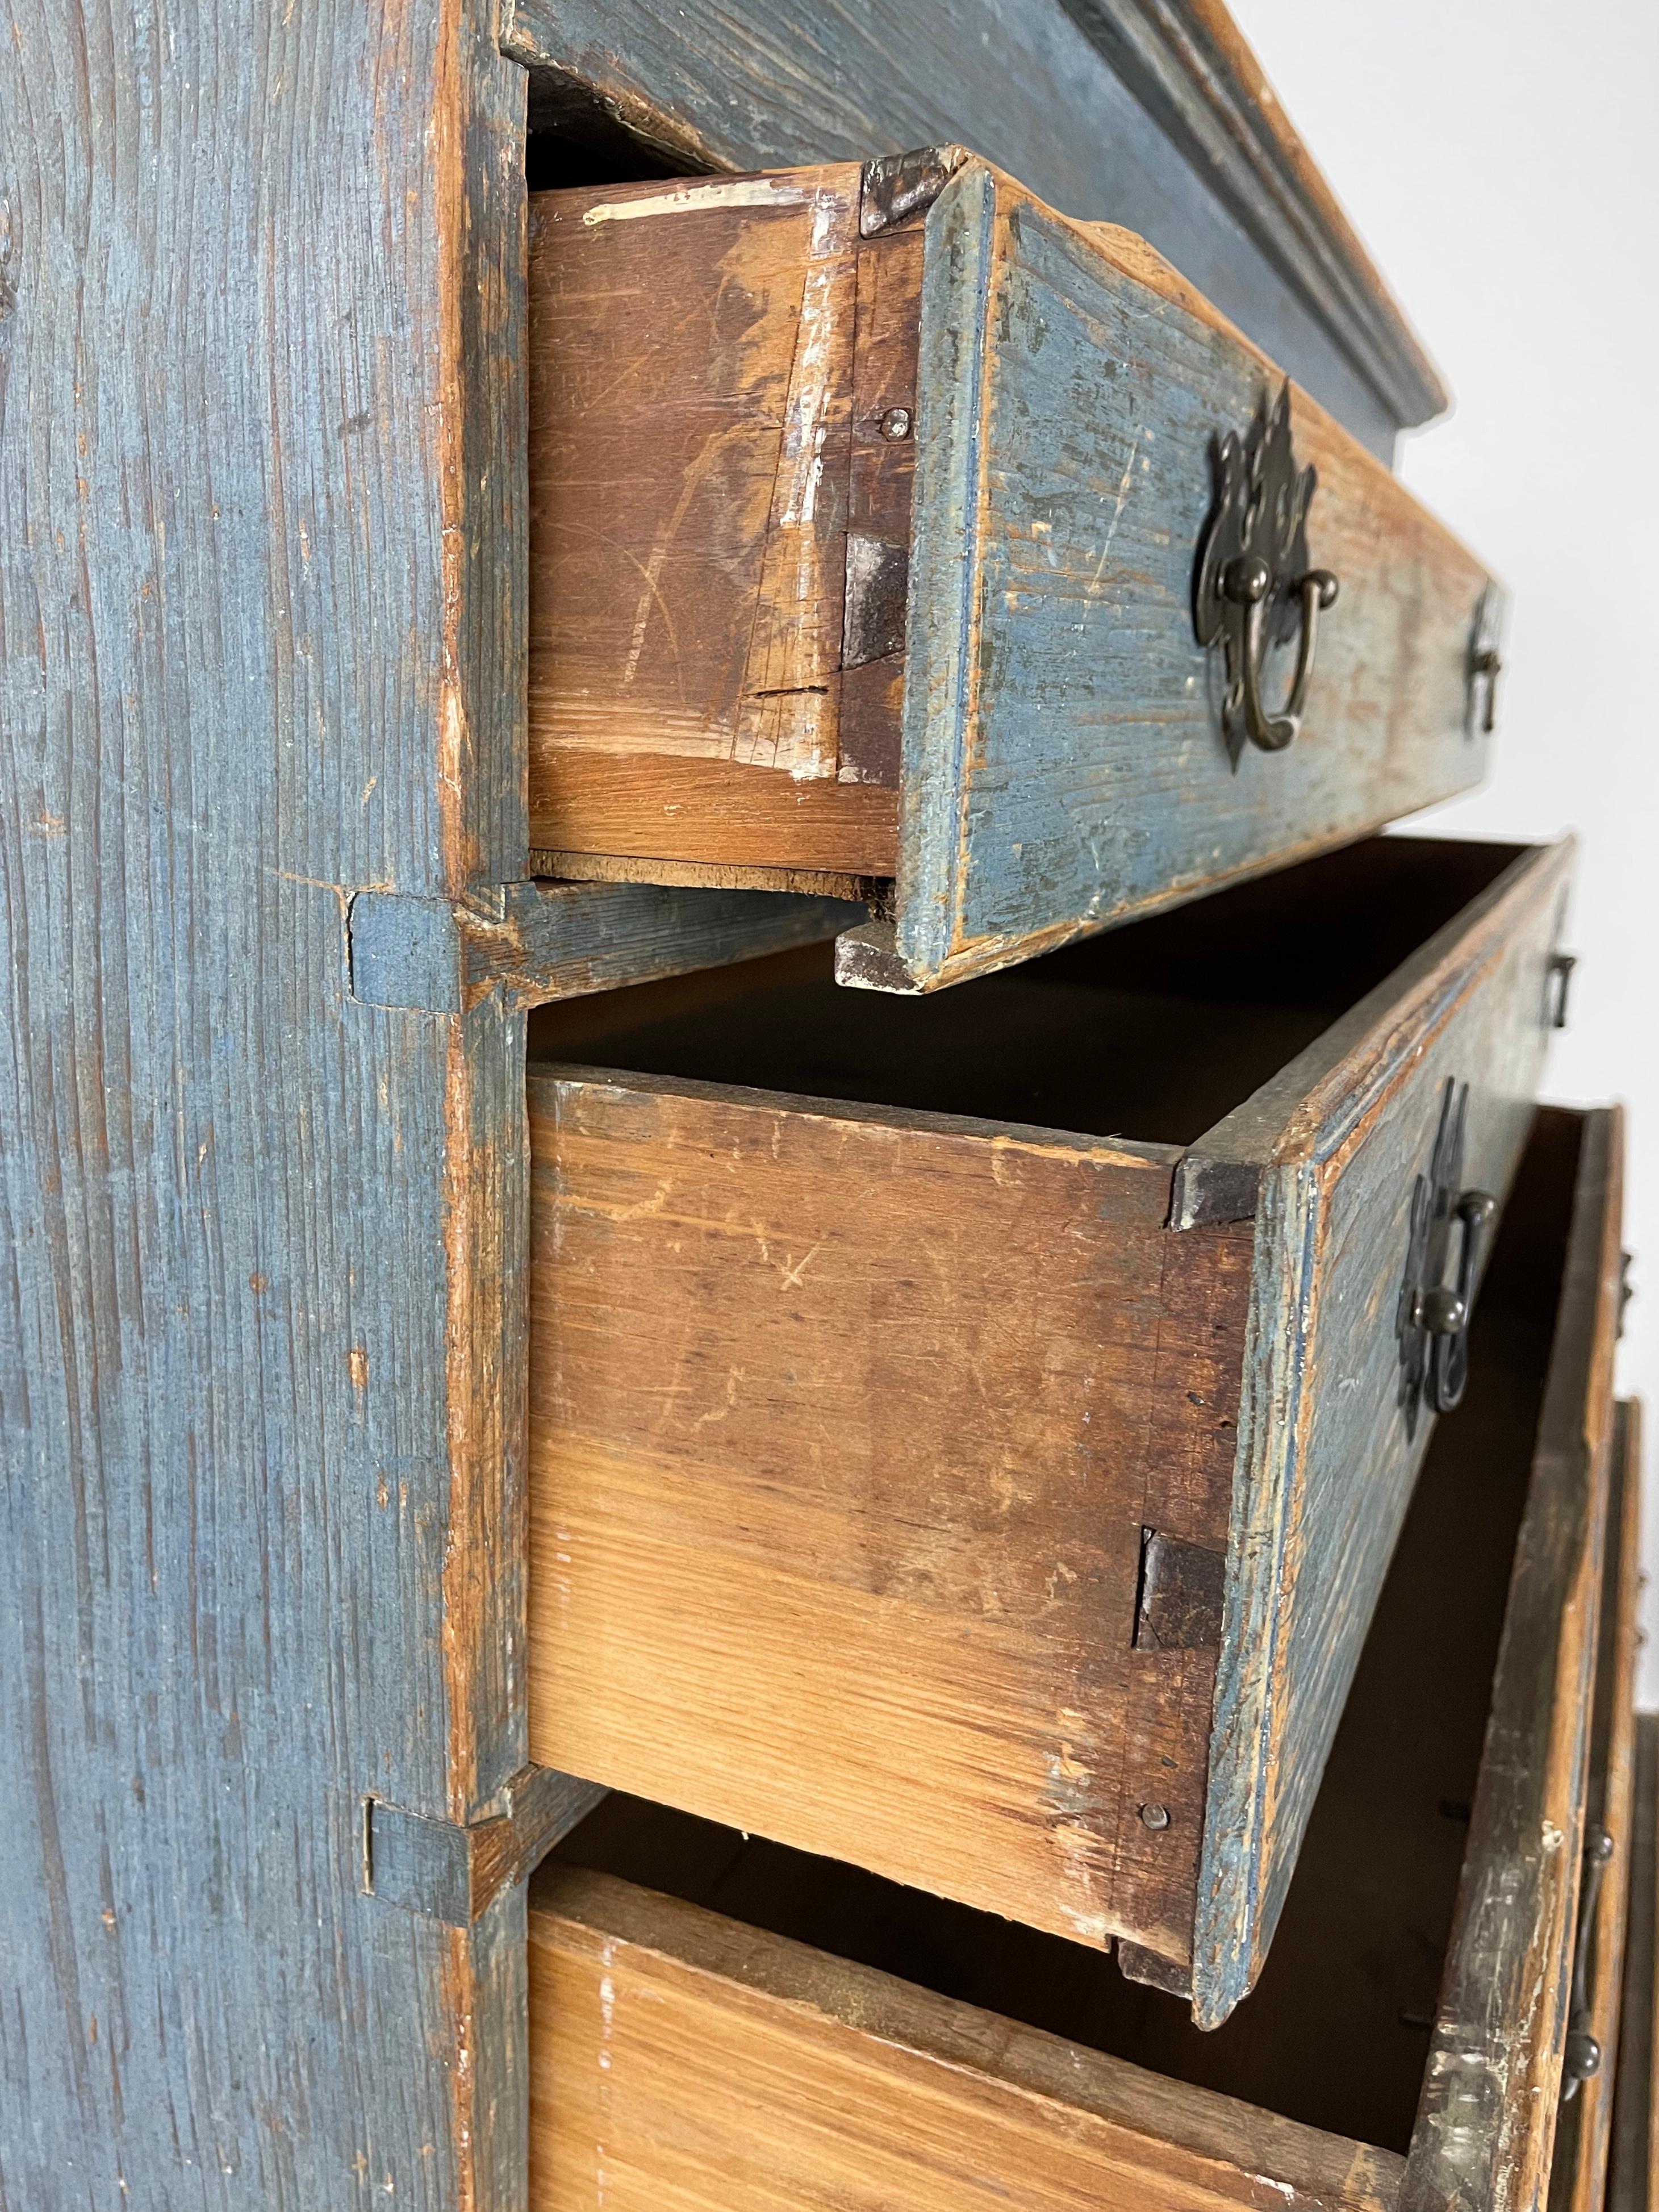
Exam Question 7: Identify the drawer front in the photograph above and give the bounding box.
[1551,1400,1645,2212]
[528,157,1496,990]
[1189,842,1574,2025]
[1401,1112,1626,2212]
[528,1867,1402,2212]
[1607,1706,1658,2212]
[891,164,1498,990]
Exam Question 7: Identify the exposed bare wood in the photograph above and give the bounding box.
[527,1865,1405,2212]
[526,1069,1202,1951]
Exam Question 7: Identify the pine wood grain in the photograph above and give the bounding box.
[525,1070,1222,1952]
[0,1,533,2201]
[526,1866,1403,2212]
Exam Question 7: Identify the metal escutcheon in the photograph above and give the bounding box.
[1194,381,1339,763]
[1398,1078,1497,1434]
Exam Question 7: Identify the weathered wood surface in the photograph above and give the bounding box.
[524,1066,1250,1955]
[502,0,1438,456]
[891,166,1495,990]
[0,2,538,2202]
[1401,1109,1625,2212]
[1190,841,1574,2026]
[523,157,1491,980]
[1608,1706,1658,2212]
[526,1864,1404,2212]
[1551,1397,1644,2212]
[526,169,924,870]
[349,878,858,1013]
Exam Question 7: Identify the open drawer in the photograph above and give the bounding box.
[526,151,1502,991]
[526,836,1575,2023]
[525,1105,1632,2209]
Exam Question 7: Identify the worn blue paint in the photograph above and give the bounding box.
[891,164,1495,992]
[1189,842,1574,2027]
[0,3,535,2203]
[350,882,856,1016]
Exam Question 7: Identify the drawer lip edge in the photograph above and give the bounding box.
[525,1057,1187,1174]
[1180,837,1575,1180]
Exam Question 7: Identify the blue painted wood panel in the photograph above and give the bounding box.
[892,165,1495,991]
[0,2,534,2202]
[1189,842,1575,2026]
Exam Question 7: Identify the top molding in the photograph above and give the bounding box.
[1054,0,1448,428]
[505,0,1448,446]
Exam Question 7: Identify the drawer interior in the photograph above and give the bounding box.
[535,1108,1579,2155]
[528,836,1522,1144]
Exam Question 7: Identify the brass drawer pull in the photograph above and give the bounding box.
[1562,1822,1616,2098]
[1194,381,1340,762]
[1398,1078,1497,1431]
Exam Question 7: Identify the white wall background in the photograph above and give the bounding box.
[1227,0,1659,1694]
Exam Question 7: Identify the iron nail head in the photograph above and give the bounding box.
[1140,1802,1171,1831]
[880,407,912,440]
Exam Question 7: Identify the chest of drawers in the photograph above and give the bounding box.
[3,0,1618,2201]
[525,834,1574,2023]
[528,153,1501,990]
[528,1106,1637,2210]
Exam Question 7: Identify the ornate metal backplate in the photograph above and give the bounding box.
[1397,1076,1497,1437]
[1193,381,1338,765]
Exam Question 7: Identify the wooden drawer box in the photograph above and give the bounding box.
[527,1106,1633,2210]
[525,835,1574,2025]
[526,150,1503,991]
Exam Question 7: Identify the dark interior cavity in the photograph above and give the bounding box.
[528,836,1523,1147]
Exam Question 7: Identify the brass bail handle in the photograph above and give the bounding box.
[1421,1188,1498,1415]
[1221,557,1340,752]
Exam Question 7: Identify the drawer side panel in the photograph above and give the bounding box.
[525,1070,1225,1951]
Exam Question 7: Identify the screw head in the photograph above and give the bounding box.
[1140,1802,1171,1831]
[880,407,912,441]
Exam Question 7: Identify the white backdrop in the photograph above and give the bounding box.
[1227,0,1659,1693]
